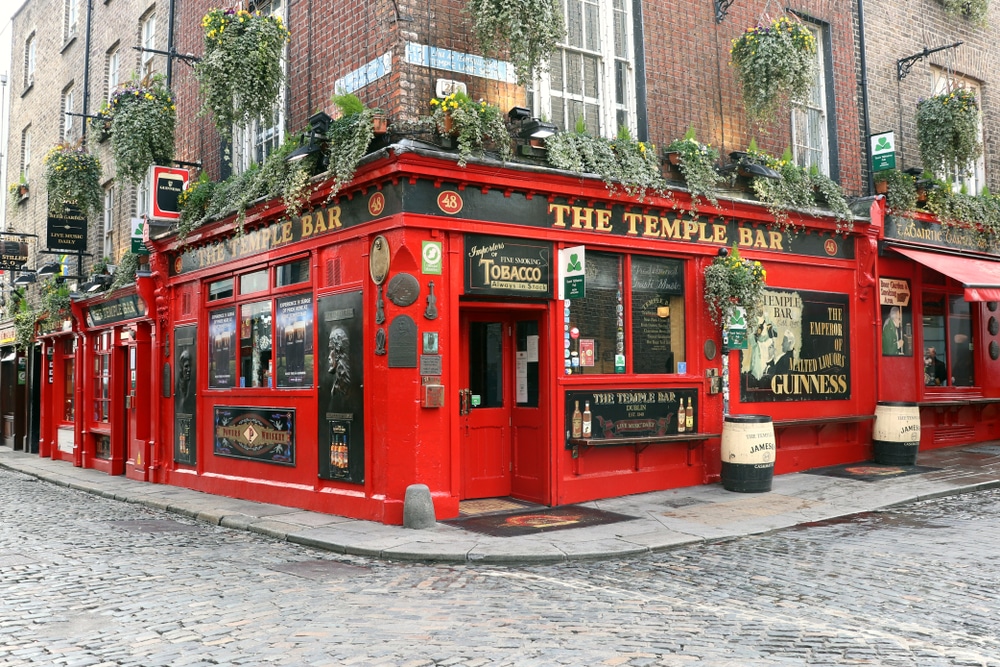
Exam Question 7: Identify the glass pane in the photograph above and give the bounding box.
[631,256,685,374]
[276,258,310,286]
[583,55,599,98]
[516,320,539,407]
[949,295,973,386]
[240,301,273,388]
[585,104,600,135]
[569,100,584,129]
[922,294,946,386]
[550,51,564,92]
[567,0,583,48]
[584,0,600,52]
[63,359,74,422]
[569,253,621,374]
[209,278,234,301]
[240,270,268,295]
[613,0,627,58]
[469,321,503,408]
[615,60,626,105]
[566,52,583,95]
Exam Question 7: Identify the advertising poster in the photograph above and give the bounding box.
[276,293,314,388]
[208,307,236,388]
[564,388,698,444]
[464,234,553,298]
[173,325,197,465]
[213,406,295,465]
[740,289,851,402]
[318,291,365,482]
[879,277,913,357]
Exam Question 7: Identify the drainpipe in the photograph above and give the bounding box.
[166,0,175,89]
[81,0,93,146]
[858,0,873,195]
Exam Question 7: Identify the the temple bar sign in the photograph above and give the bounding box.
[47,203,87,252]
[148,166,189,221]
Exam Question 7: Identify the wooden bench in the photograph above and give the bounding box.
[772,414,874,430]
[567,433,719,458]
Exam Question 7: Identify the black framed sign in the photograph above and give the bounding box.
[464,234,553,298]
[213,406,295,465]
[47,203,87,252]
[173,325,197,466]
[318,291,365,483]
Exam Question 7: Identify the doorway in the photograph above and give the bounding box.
[459,307,548,503]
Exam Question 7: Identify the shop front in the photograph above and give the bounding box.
[71,282,156,477]
[37,326,78,464]
[877,211,1000,447]
[0,322,26,451]
[146,150,880,523]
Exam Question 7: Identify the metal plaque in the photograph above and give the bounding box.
[420,354,442,376]
[386,273,420,307]
[369,235,390,285]
[388,315,418,368]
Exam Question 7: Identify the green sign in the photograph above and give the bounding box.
[724,328,748,350]
[728,306,747,330]
[561,246,586,299]
[871,131,896,172]
[131,218,150,255]
[421,241,442,274]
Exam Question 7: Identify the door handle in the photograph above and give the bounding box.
[459,388,472,415]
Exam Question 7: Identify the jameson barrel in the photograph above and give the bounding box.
[872,402,920,465]
[720,414,775,493]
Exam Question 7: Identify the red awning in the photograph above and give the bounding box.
[893,246,1000,302]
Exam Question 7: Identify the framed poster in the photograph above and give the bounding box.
[276,293,314,387]
[208,307,236,388]
[214,406,295,465]
[318,291,365,482]
[173,325,197,465]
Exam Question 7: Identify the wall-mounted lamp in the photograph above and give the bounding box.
[286,111,333,163]
[508,107,559,157]
[519,119,558,141]
[36,262,63,277]
[13,272,36,286]
[507,106,532,122]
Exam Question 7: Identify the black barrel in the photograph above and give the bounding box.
[721,414,775,493]
[872,401,920,465]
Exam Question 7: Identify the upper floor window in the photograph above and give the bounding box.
[107,46,120,101]
[135,172,151,220]
[232,0,286,172]
[24,34,36,89]
[531,0,636,138]
[62,85,76,142]
[931,67,984,195]
[140,11,157,77]
[21,127,31,182]
[65,0,79,41]
[103,186,115,260]
[792,22,830,176]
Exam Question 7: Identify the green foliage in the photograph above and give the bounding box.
[941,0,988,25]
[111,251,140,290]
[809,168,854,233]
[333,92,366,117]
[874,169,918,213]
[467,0,565,85]
[195,8,289,141]
[546,127,667,201]
[176,172,217,240]
[666,128,722,209]
[430,92,512,167]
[105,76,176,184]
[730,16,817,129]
[703,245,768,330]
[44,144,104,219]
[327,104,375,200]
[916,88,981,178]
[13,298,37,351]
[39,278,72,333]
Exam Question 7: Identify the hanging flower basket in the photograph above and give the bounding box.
[466,0,565,85]
[916,88,981,178]
[703,245,767,330]
[44,144,104,219]
[665,128,721,208]
[940,0,988,26]
[105,76,176,185]
[730,16,816,128]
[194,8,290,141]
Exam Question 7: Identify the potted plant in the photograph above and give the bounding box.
[546,122,667,201]
[743,147,812,231]
[106,76,176,184]
[703,245,767,330]
[730,15,816,128]
[7,173,28,203]
[874,169,918,213]
[194,7,290,141]
[44,144,104,219]
[665,128,722,208]
[429,91,512,167]
[39,277,72,334]
[326,92,377,198]
[808,168,854,234]
[111,251,141,290]
[466,0,565,85]
[916,88,981,178]
[940,0,988,25]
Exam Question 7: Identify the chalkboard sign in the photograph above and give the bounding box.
[564,388,697,446]
[631,257,683,374]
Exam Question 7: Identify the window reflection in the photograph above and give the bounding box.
[240,301,273,388]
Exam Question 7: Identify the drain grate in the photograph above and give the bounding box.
[107,520,203,533]
[269,559,369,581]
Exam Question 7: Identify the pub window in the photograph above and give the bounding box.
[567,252,622,374]
[922,292,974,387]
[276,258,309,287]
[208,277,234,301]
[93,331,112,426]
[240,270,268,295]
[631,256,685,374]
[63,337,75,422]
[240,301,273,388]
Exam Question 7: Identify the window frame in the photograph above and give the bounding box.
[24,33,36,89]
[65,0,78,42]
[21,126,32,183]
[931,67,985,195]
[791,19,833,177]
[531,0,637,139]
[920,285,976,390]
[106,45,120,101]
[62,84,76,142]
[140,11,156,76]
[103,186,114,260]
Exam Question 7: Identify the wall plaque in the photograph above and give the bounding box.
[386,273,420,307]
[388,315,418,368]
[369,235,390,284]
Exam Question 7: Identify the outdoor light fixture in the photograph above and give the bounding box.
[36,262,63,277]
[738,161,782,180]
[13,272,36,286]
[286,111,333,163]
[86,274,112,293]
[507,106,531,122]
[519,119,558,140]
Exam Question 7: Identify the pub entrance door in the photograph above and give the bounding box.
[458,306,548,504]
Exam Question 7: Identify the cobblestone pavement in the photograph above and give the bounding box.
[2,468,998,667]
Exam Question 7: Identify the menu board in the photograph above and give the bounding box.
[630,257,683,374]
[564,388,697,444]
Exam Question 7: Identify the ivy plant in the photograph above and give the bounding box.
[103,76,176,185]
[44,144,104,219]
[466,0,565,85]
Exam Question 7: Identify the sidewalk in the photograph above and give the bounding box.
[3,444,1000,565]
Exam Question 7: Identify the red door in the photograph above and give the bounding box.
[459,309,548,502]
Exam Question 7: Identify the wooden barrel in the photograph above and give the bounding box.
[721,414,775,493]
[873,402,920,465]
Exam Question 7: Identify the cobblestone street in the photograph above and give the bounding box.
[1,468,998,666]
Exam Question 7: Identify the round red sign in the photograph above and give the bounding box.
[437,190,463,215]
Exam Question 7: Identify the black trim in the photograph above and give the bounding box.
[633,0,648,142]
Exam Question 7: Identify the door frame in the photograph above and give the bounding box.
[456,301,551,504]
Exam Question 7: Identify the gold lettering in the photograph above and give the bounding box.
[713,224,728,244]
[623,212,642,235]
[739,227,753,247]
[549,204,571,227]
[328,205,342,229]
[595,209,612,232]
[683,220,698,240]
[662,216,681,240]
[643,215,660,238]
[769,230,784,251]
[572,206,594,230]
[301,214,313,238]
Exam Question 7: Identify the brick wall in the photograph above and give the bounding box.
[863,0,999,190]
